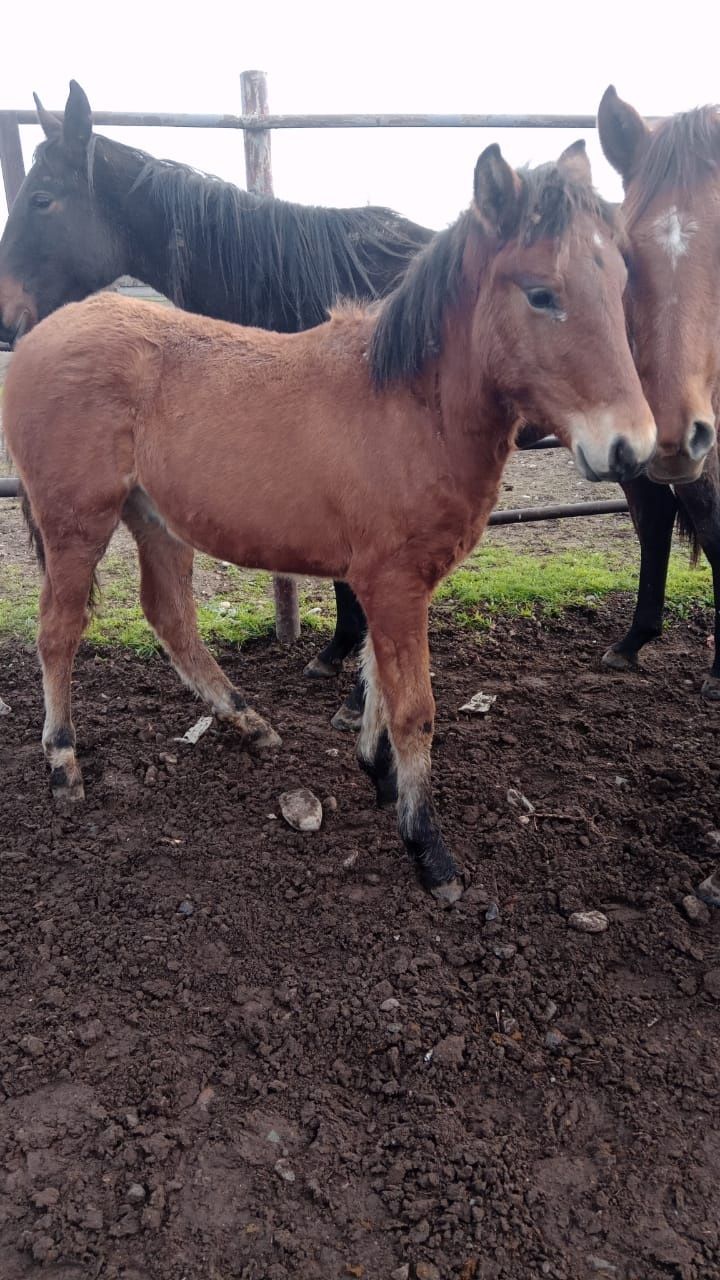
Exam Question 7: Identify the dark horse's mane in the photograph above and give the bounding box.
[125,147,432,328]
[369,162,618,389]
[625,106,720,223]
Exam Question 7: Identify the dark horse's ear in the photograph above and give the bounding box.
[473,144,523,238]
[597,85,650,184]
[558,139,592,185]
[62,80,93,159]
[33,93,62,140]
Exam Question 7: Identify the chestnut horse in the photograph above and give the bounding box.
[597,88,720,695]
[3,143,656,900]
[0,80,434,719]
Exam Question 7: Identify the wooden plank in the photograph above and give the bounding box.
[0,114,25,209]
[240,70,301,646]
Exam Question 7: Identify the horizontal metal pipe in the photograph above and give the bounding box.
[488,499,629,526]
[518,434,562,450]
[3,109,623,132]
[0,476,628,527]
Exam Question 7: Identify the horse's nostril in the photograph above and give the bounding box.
[609,435,639,481]
[688,419,716,460]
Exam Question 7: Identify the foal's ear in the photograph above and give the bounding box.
[473,144,523,238]
[558,139,592,185]
[62,80,93,160]
[33,93,62,140]
[597,85,650,184]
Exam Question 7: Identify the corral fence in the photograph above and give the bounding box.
[0,71,632,642]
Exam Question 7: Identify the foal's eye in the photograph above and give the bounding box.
[30,192,54,210]
[525,287,558,312]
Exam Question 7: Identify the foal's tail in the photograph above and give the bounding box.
[20,485,100,609]
[675,505,702,567]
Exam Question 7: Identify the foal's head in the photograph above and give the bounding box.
[0,81,129,345]
[598,87,720,484]
[372,142,655,483]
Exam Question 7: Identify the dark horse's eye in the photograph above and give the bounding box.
[30,192,54,210]
[525,287,558,312]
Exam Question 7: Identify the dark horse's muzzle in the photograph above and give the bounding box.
[0,309,32,349]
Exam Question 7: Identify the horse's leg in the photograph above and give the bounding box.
[356,639,397,807]
[674,462,720,700]
[602,475,678,671]
[356,578,462,902]
[38,532,115,802]
[304,581,367,678]
[122,491,280,749]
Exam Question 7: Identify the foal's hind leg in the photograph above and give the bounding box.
[122,491,280,749]
[38,532,115,802]
[355,575,461,902]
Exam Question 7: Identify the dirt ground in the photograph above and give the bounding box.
[1,606,720,1280]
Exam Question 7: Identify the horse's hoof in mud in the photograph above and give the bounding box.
[430,877,464,906]
[50,765,85,805]
[304,654,342,680]
[331,702,363,733]
[239,711,282,751]
[601,645,638,673]
[701,674,720,702]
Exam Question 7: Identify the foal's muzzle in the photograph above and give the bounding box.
[575,435,651,484]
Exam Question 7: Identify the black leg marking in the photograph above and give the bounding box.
[358,728,397,807]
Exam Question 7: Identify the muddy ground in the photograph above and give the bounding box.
[1,606,719,1280]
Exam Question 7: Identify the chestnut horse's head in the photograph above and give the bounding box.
[467,141,655,482]
[0,81,129,346]
[598,87,720,484]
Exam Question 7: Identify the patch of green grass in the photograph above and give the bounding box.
[0,540,713,652]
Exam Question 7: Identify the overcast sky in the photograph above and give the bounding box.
[2,0,718,233]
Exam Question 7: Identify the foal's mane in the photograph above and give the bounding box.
[625,106,720,224]
[369,163,617,389]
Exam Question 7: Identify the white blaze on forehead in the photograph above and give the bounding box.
[592,232,604,248]
[652,207,698,268]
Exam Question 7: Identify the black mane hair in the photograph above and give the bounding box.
[369,161,618,388]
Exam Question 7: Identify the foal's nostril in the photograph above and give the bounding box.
[609,435,640,482]
[687,419,716,461]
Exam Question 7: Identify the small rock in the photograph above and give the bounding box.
[539,1000,558,1022]
[682,895,710,924]
[391,1268,410,1280]
[21,1035,45,1058]
[127,1183,146,1204]
[178,900,194,916]
[266,1129,281,1145]
[409,1218,431,1244]
[323,795,338,813]
[415,1264,441,1280]
[82,1206,104,1230]
[144,765,158,786]
[274,1158,296,1183]
[432,1034,465,1067]
[544,1029,567,1052]
[702,969,720,999]
[0,697,10,716]
[568,910,608,934]
[697,867,720,907]
[380,997,400,1013]
[493,943,517,960]
[279,788,323,832]
[485,901,500,922]
[501,1015,519,1036]
[459,691,497,716]
[32,1187,60,1208]
[587,1258,618,1275]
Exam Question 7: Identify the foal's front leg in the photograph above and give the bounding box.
[357,579,462,902]
[675,460,720,699]
[602,476,678,671]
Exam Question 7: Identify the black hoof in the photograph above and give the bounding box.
[304,654,342,680]
[702,675,720,702]
[601,645,638,672]
[375,770,398,809]
[331,702,363,733]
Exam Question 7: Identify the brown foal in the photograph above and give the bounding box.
[4,143,656,899]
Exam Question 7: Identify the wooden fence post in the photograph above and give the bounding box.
[240,70,301,646]
[0,114,25,210]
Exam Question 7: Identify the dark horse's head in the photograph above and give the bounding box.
[0,81,130,346]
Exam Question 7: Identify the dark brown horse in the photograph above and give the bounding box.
[4,143,655,900]
[597,88,720,696]
[0,80,433,717]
